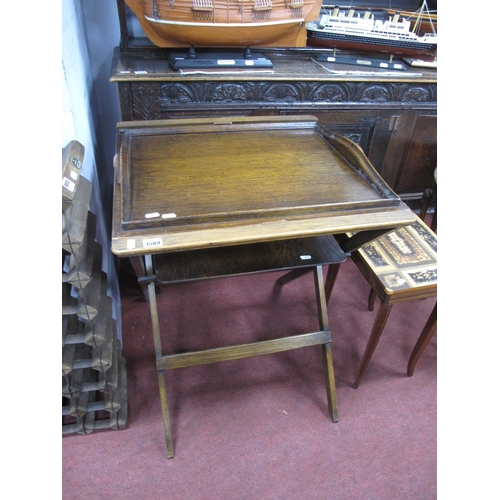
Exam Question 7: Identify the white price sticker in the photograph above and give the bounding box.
[143,238,163,248]
[62,177,75,192]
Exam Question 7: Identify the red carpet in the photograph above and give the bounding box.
[62,250,437,499]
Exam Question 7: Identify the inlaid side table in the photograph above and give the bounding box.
[327,217,437,388]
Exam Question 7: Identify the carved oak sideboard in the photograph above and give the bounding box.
[110,47,437,202]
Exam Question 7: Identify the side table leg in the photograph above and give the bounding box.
[354,302,392,389]
[407,303,437,377]
[368,288,377,311]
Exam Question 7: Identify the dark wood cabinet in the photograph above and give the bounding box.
[110,47,436,203]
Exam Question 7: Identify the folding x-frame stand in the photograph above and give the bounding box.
[142,236,347,458]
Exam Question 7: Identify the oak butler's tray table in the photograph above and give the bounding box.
[112,115,416,458]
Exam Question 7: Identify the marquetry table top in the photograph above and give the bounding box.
[353,217,437,294]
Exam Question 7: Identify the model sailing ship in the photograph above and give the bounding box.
[123,0,323,48]
[306,1,437,60]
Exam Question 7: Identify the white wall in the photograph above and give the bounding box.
[1,1,124,489]
[62,0,122,338]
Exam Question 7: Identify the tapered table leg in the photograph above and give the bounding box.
[368,288,377,311]
[354,302,392,389]
[407,303,437,377]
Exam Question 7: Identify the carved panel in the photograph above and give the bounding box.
[128,81,436,122]
[260,83,304,103]
[357,84,392,103]
[311,83,349,103]
[209,83,253,103]
[400,84,436,103]
[160,82,203,105]
[129,81,437,108]
[131,83,161,120]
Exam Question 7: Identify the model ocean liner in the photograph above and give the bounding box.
[306,1,437,59]
[123,0,323,48]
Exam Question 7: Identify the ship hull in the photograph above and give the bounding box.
[125,0,322,48]
[307,30,437,59]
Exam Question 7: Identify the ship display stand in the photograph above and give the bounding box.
[315,49,407,71]
[168,46,273,71]
[62,141,128,435]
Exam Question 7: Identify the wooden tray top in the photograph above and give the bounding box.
[112,116,415,256]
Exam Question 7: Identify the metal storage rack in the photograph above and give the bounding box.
[62,141,127,435]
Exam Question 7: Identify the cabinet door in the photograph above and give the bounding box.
[392,113,437,196]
